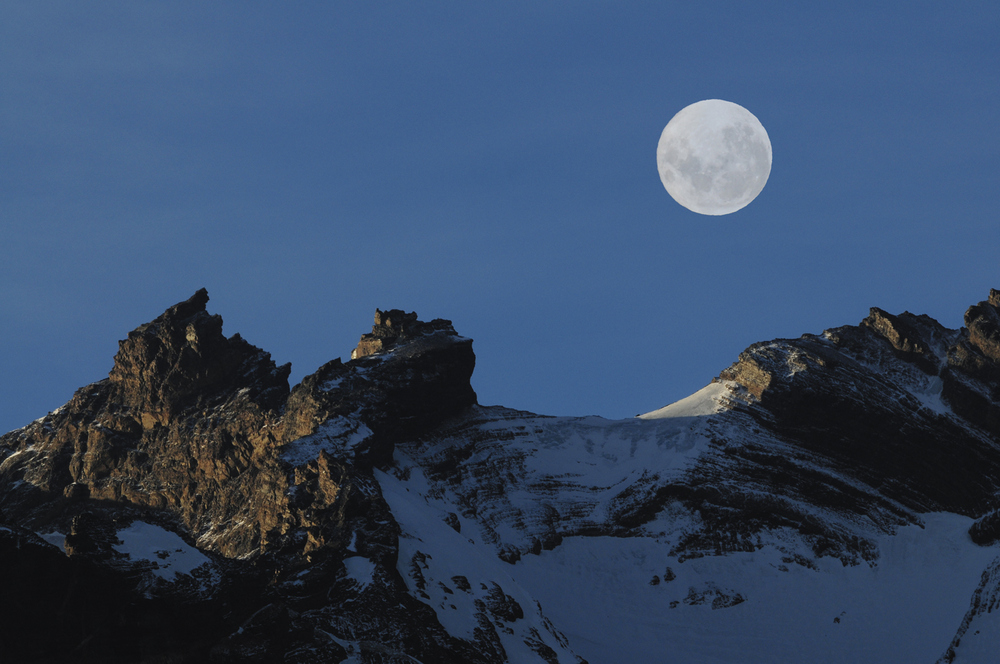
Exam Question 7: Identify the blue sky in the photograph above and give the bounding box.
[2,2,999,434]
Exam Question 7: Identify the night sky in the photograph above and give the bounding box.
[3,2,999,435]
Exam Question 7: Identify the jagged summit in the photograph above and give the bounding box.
[0,291,489,662]
[696,289,1000,550]
[108,288,292,427]
[351,308,461,359]
[2,288,1000,662]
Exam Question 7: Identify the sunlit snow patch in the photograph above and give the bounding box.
[112,521,212,581]
[639,381,732,419]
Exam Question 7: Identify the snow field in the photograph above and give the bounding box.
[507,513,997,664]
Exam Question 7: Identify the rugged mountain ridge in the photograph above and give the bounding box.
[2,289,1000,663]
[0,291,498,662]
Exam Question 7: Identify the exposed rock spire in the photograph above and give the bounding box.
[351,308,460,359]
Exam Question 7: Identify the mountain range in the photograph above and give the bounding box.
[3,288,1000,663]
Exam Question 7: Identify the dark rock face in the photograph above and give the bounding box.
[287,317,476,470]
[970,509,1000,545]
[944,288,1000,434]
[0,518,255,663]
[718,332,986,515]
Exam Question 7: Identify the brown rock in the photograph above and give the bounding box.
[942,289,1000,433]
[0,290,298,558]
[351,308,459,360]
[963,293,1000,366]
[718,347,773,400]
[108,288,291,424]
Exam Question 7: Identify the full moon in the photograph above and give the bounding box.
[656,99,772,215]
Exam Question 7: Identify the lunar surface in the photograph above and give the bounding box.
[657,99,772,215]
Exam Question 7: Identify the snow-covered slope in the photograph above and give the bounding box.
[388,408,998,662]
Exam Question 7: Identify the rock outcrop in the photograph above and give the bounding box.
[287,309,476,470]
[107,288,291,426]
[351,308,461,360]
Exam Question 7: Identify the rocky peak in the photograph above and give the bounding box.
[351,308,460,360]
[860,307,949,374]
[940,290,1000,433]
[863,307,930,356]
[2,295,478,563]
[712,289,1000,520]
[285,309,477,470]
[107,289,291,426]
[960,290,1000,367]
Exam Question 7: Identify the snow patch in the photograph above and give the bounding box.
[38,531,67,553]
[281,416,373,466]
[343,556,376,590]
[909,375,951,416]
[376,465,580,660]
[112,521,212,581]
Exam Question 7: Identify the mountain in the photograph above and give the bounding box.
[2,288,1000,663]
